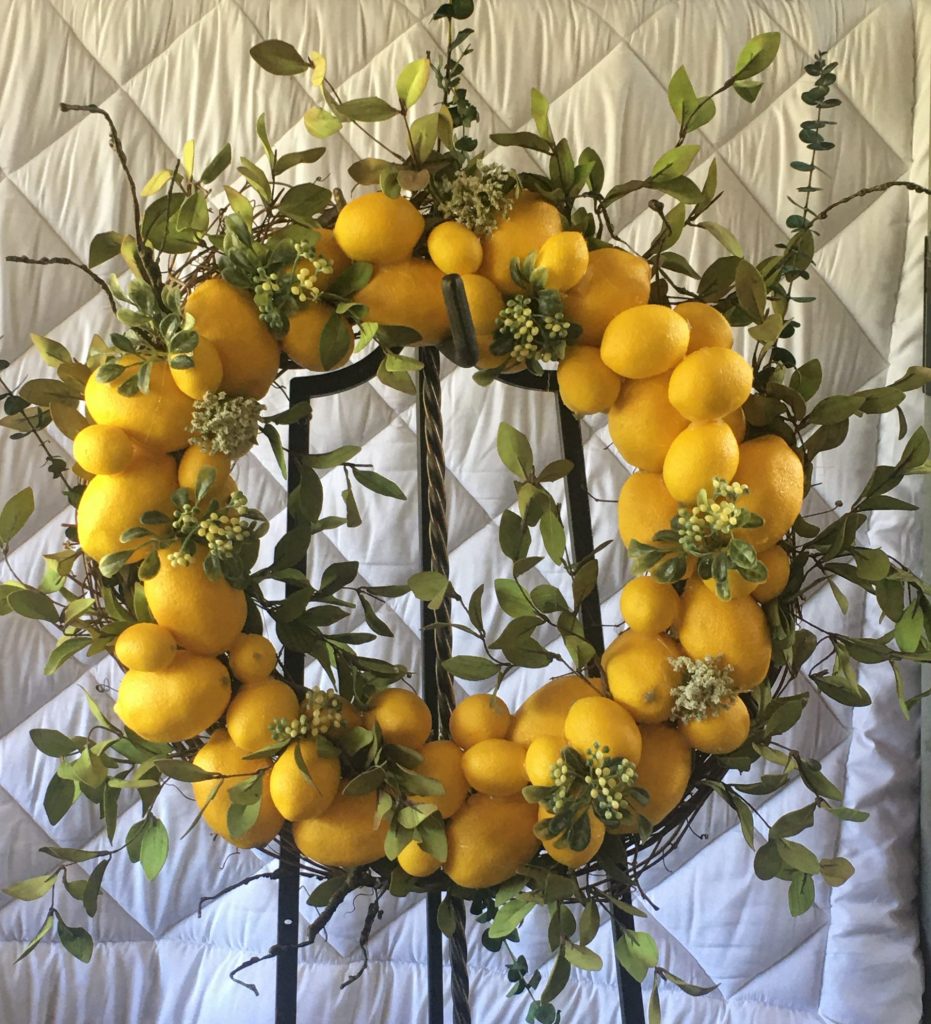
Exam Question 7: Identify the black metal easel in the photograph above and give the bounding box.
[276,277,646,1023]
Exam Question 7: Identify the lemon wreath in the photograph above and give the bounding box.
[2,6,930,1019]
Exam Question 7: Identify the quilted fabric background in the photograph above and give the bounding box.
[0,1,928,1022]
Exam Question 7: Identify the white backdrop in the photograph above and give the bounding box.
[0,1,928,1022]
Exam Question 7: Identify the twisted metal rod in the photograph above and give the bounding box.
[418,344,471,1024]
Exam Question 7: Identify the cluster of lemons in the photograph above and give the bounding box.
[68,185,806,883]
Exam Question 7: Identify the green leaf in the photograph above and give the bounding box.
[409,570,449,610]
[894,601,923,653]
[540,507,566,563]
[88,231,124,268]
[820,856,855,887]
[488,131,552,155]
[667,65,698,124]
[82,860,107,917]
[8,588,58,622]
[497,422,534,479]
[3,872,57,901]
[441,655,498,681]
[15,912,53,963]
[734,32,781,80]
[788,873,815,916]
[319,312,352,370]
[436,896,457,936]
[397,57,430,108]
[770,803,815,839]
[304,106,342,138]
[698,221,744,257]
[351,466,406,500]
[531,87,553,141]
[734,79,763,103]
[250,40,310,76]
[57,918,93,962]
[565,942,603,971]
[489,898,534,939]
[303,445,361,470]
[44,774,78,825]
[278,182,331,226]
[201,142,232,184]
[651,144,700,183]
[0,487,34,546]
[775,838,821,874]
[155,759,215,782]
[495,579,535,617]
[614,930,659,983]
[807,394,864,424]
[734,259,767,322]
[30,728,80,757]
[337,97,397,122]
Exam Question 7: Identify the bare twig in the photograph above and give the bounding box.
[5,254,116,313]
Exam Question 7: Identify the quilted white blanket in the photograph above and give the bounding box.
[0,1,927,1022]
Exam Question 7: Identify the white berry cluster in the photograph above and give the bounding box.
[188,390,263,458]
[436,160,516,235]
[669,654,737,722]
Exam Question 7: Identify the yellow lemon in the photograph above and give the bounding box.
[185,278,280,398]
[536,231,589,292]
[623,724,692,827]
[114,622,177,671]
[410,740,469,818]
[310,227,351,285]
[678,579,772,690]
[620,576,680,633]
[228,633,278,683]
[192,729,282,848]
[459,273,504,335]
[399,839,443,877]
[428,221,483,275]
[444,794,539,888]
[723,405,747,443]
[364,688,432,749]
[293,790,388,868]
[115,652,231,742]
[170,337,224,399]
[177,446,231,503]
[333,191,424,265]
[509,675,601,747]
[668,348,753,422]
[355,259,449,343]
[539,807,605,868]
[524,735,565,786]
[450,693,512,749]
[143,548,247,656]
[269,738,341,821]
[282,302,353,372]
[563,248,651,346]
[679,698,750,755]
[605,633,682,724]
[564,696,642,763]
[72,423,133,476]
[461,738,529,797]
[226,679,300,753]
[662,420,739,503]
[733,435,805,552]
[608,371,687,472]
[753,545,791,603]
[84,357,194,453]
[556,345,622,415]
[601,305,689,379]
[675,301,733,352]
[479,194,563,294]
[617,471,678,548]
[77,447,176,564]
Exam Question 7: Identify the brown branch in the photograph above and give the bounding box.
[812,179,931,222]
[229,871,358,996]
[5,255,117,313]
[198,869,281,918]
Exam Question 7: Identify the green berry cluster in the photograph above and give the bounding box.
[492,295,572,364]
[268,689,345,742]
[544,743,640,828]
[669,655,737,722]
[188,390,263,458]
[675,477,753,555]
